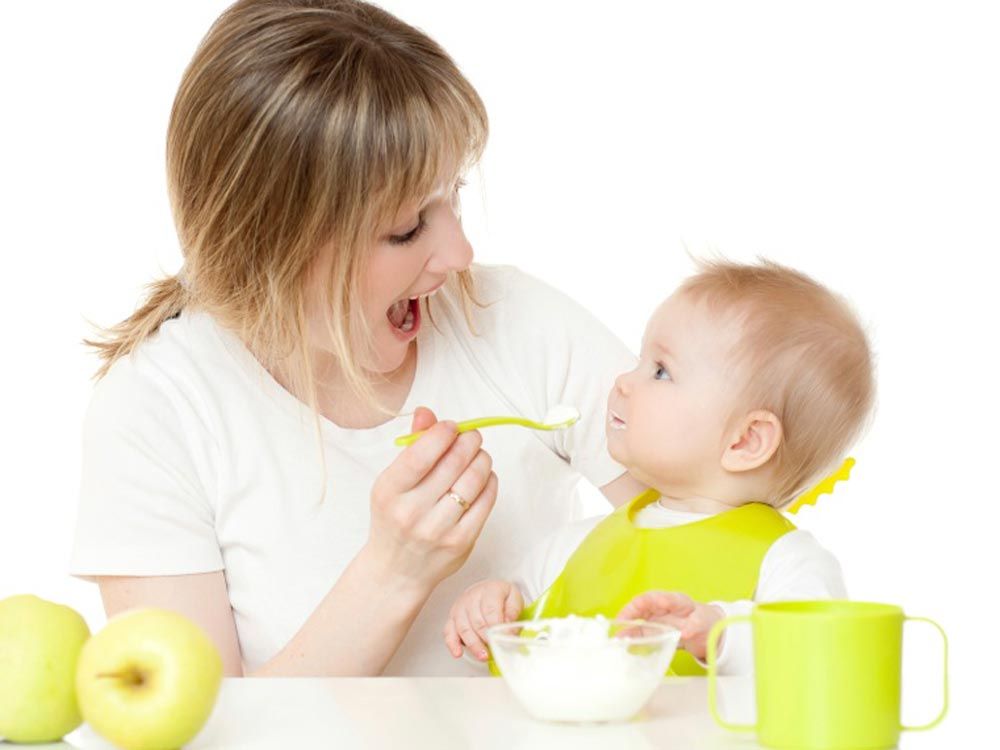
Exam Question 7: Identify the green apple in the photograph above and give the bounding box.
[0,594,91,743]
[76,608,223,750]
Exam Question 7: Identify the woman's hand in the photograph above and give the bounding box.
[443,579,524,661]
[365,406,499,596]
[617,591,725,662]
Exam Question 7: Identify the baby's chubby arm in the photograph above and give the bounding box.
[619,530,847,670]
[617,591,724,661]
[443,579,524,661]
[443,515,604,660]
[442,515,618,661]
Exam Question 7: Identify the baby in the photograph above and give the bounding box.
[443,258,876,675]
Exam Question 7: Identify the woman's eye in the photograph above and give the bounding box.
[389,216,427,246]
[654,362,671,381]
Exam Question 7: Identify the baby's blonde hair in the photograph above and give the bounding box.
[87,0,488,418]
[679,258,876,507]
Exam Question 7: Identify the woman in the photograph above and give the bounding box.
[71,0,645,676]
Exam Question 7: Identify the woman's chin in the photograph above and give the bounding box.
[367,334,413,375]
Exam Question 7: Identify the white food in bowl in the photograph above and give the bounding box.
[487,615,680,723]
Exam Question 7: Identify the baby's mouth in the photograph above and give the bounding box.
[609,409,627,431]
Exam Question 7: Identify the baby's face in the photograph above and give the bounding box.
[606,292,743,494]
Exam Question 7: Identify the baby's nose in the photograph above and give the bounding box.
[614,372,630,395]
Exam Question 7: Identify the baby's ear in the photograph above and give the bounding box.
[720,410,783,473]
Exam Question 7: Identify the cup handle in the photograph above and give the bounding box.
[707,615,756,732]
[900,615,949,732]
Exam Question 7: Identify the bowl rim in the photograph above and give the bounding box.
[485,616,681,648]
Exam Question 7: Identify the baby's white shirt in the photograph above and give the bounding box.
[508,501,847,675]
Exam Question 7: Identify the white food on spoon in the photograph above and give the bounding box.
[543,404,580,426]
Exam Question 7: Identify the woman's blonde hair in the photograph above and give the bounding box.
[87,0,489,418]
[678,258,877,507]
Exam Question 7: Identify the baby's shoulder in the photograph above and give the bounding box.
[769,528,842,567]
[534,514,608,557]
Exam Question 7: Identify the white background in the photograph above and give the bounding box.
[2,1,996,744]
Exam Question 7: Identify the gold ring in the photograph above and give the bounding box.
[446,490,470,511]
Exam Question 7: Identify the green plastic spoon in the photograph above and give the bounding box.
[394,404,580,447]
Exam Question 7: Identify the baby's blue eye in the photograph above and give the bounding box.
[654,363,671,381]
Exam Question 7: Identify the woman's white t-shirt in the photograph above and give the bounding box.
[70,263,636,675]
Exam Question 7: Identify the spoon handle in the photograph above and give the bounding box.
[457,416,538,431]
[394,416,539,447]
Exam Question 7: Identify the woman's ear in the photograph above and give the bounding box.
[720,410,783,473]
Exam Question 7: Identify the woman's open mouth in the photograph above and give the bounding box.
[387,296,421,339]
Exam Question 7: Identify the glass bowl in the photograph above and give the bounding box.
[486,616,680,723]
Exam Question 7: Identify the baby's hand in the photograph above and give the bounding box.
[617,591,725,662]
[444,579,524,661]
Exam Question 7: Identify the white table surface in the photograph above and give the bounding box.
[48,676,958,749]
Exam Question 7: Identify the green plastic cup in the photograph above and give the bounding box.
[707,600,948,750]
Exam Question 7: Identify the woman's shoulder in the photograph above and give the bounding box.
[465,262,575,306]
[88,309,238,428]
[432,260,634,377]
[99,308,227,379]
[441,262,614,340]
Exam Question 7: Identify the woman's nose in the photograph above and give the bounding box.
[432,214,474,274]
[449,230,474,272]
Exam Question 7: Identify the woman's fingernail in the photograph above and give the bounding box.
[478,651,488,660]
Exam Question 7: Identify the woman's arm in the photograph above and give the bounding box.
[97,408,499,677]
[250,545,433,676]
[97,572,245,677]
[95,548,437,677]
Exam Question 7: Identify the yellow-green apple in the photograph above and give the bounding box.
[76,608,223,750]
[0,594,91,743]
